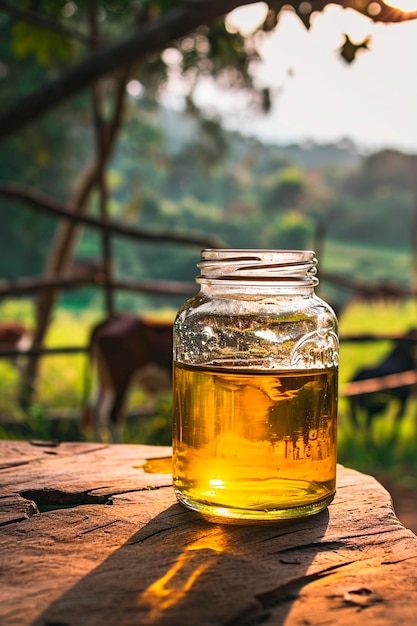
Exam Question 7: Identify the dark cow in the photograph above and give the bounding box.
[348,329,417,430]
[0,321,27,348]
[82,315,173,442]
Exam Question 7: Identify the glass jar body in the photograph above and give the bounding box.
[173,250,338,522]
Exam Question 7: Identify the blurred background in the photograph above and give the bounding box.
[0,1,416,530]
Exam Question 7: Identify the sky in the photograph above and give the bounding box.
[192,3,417,154]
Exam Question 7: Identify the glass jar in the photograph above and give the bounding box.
[173,249,338,522]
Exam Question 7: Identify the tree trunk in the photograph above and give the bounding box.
[18,69,129,409]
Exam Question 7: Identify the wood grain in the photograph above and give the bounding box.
[1,440,416,626]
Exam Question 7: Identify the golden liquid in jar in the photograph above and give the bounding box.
[173,362,337,521]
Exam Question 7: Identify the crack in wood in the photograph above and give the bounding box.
[0,460,35,470]
[19,488,110,507]
[277,526,403,554]
[257,527,311,542]
[65,445,110,456]
[17,483,172,512]
[381,554,417,565]
[102,483,172,501]
[271,525,404,558]
[275,540,347,554]
[78,520,123,536]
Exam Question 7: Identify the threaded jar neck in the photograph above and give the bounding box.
[197,249,319,287]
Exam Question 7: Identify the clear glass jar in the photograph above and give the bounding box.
[173,249,338,522]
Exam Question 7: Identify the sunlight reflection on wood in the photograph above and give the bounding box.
[137,529,227,622]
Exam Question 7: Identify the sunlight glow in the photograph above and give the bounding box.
[137,531,227,620]
[383,0,417,10]
[209,478,224,488]
[143,552,209,616]
[223,6,417,152]
[126,80,143,97]
[226,2,268,35]
[162,1,417,152]
[62,2,77,18]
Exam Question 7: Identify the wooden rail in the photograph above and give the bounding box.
[0,274,197,299]
[341,369,417,397]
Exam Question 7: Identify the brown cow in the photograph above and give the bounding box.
[83,315,173,442]
[0,321,27,347]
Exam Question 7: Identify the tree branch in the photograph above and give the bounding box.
[320,269,414,298]
[0,0,254,141]
[305,0,417,24]
[0,182,227,248]
[0,274,197,299]
[6,0,415,142]
[0,0,93,45]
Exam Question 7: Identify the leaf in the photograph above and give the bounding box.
[12,22,73,66]
[339,34,371,64]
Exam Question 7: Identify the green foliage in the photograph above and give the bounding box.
[123,393,173,446]
[0,202,57,279]
[12,21,73,65]
[271,211,313,249]
[266,166,307,211]
[338,405,417,487]
[343,149,414,196]
[331,195,413,249]
[0,299,34,326]
[206,19,252,76]
[2,104,415,305]
[319,239,413,304]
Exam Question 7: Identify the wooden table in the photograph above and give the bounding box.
[1,440,417,626]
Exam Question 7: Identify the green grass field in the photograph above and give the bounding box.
[1,294,416,487]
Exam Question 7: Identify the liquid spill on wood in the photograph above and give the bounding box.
[140,456,172,474]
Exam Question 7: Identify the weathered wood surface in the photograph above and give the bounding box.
[1,440,417,626]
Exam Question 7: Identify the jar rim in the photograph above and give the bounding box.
[200,248,315,257]
[197,249,318,284]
